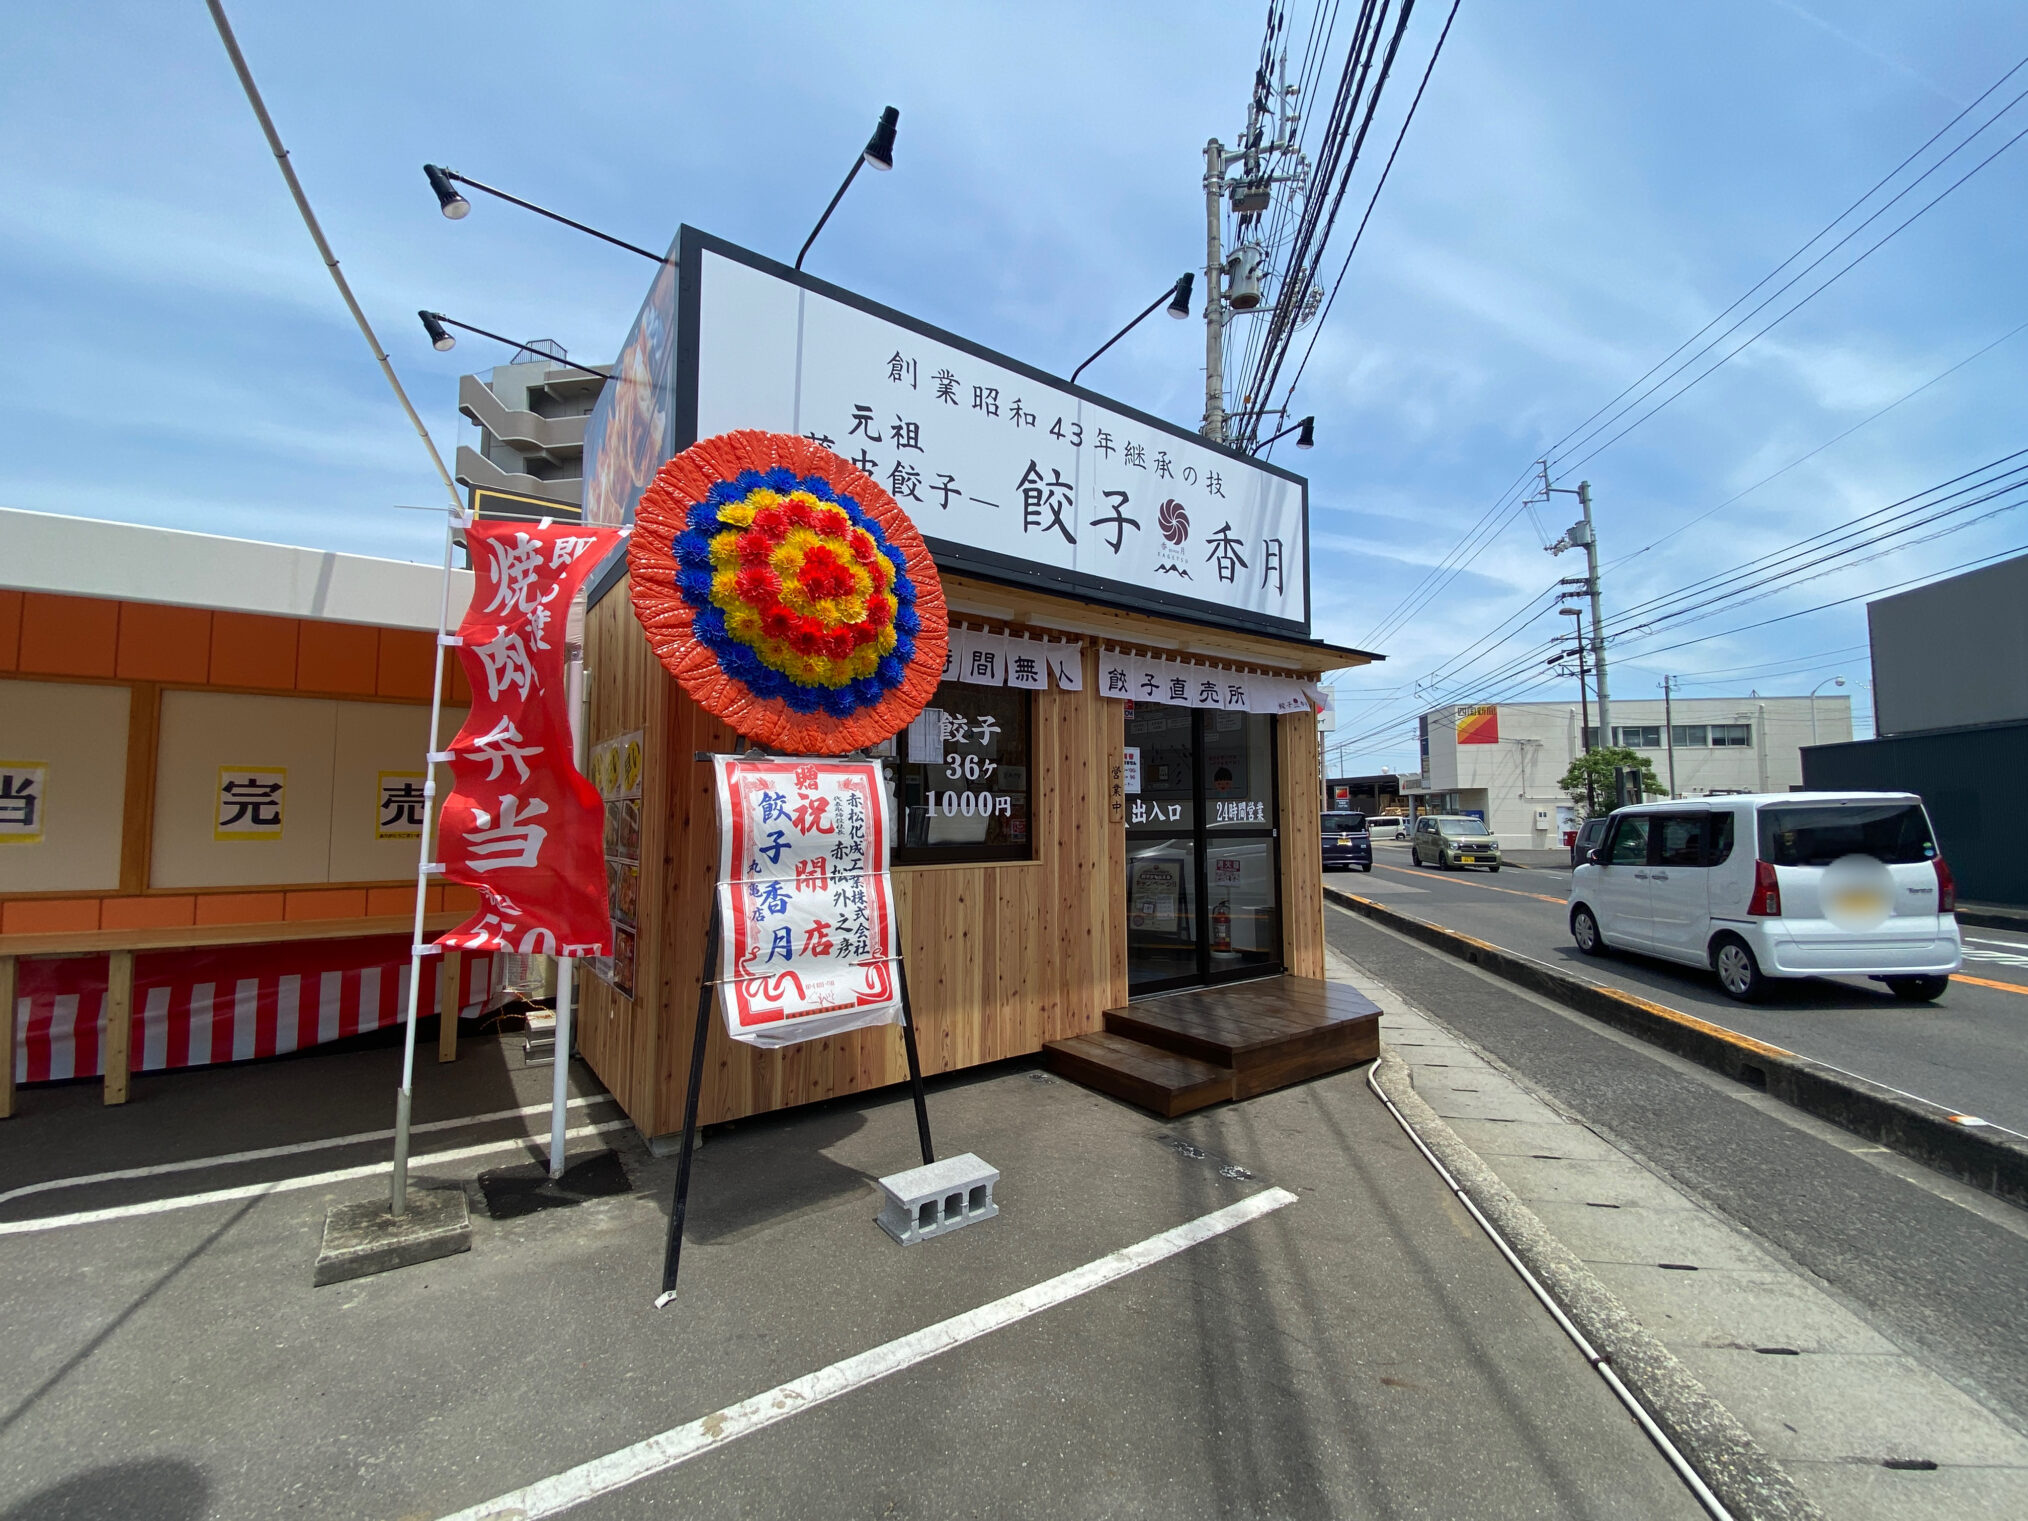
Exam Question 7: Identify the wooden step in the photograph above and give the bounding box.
[1042,1032,1234,1118]
[1105,976,1380,1101]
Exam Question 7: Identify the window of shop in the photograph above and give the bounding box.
[892,681,1033,864]
[1125,703,1281,994]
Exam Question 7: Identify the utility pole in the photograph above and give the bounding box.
[1541,465,1609,747]
[1202,138,1227,444]
[1579,481,1609,749]
[1557,605,1595,816]
[1661,675,1677,798]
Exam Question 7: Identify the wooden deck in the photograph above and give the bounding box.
[1043,975,1380,1116]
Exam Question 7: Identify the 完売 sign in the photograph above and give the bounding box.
[586,230,1309,639]
[711,756,903,1048]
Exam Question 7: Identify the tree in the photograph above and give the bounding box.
[1559,746,1665,822]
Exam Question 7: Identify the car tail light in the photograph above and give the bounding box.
[1935,857,1956,913]
[1748,860,1782,917]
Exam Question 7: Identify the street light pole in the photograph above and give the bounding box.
[1661,675,1677,798]
[1809,675,1846,746]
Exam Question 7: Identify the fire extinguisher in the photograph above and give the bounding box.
[1212,899,1232,953]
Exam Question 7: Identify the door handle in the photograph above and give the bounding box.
[1633,871,1649,880]
[1651,872,1668,882]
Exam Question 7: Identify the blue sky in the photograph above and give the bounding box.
[6,2,2026,771]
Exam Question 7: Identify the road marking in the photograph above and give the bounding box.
[0,1094,619,1208]
[1963,935,2028,949]
[434,1187,1301,1521]
[1372,862,1565,906]
[0,1119,632,1236]
[1951,973,2028,997]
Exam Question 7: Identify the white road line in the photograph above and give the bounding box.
[435,1186,1300,1521]
[0,1095,620,1208]
[1964,935,2028,948]
[0,1120,633,1237]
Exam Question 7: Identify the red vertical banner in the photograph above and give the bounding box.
[436,520,624,955]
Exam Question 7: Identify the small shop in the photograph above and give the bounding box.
[0,511,513,1111]
[570,229,1375,1141]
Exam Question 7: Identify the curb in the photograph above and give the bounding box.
[1957,904,2028,933]
[1370,1047,1822,1521]
[1324,885,2028,1210]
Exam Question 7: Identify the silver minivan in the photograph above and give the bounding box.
[1566,792,1961,1003]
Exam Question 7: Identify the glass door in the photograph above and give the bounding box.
[1125,703,1282,994]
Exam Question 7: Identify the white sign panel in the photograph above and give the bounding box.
[712,756,904,1049]
[690,238,1309,634]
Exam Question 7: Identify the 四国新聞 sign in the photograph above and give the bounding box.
[711,756,903,1049]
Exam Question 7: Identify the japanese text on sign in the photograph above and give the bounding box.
[712,757,903,1048]
[690,240,1308,634]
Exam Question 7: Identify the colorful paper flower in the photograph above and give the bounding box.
[630,430,948,753]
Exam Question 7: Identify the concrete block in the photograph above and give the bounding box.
[314,1188,471,1286]
[876,1153,999,1245]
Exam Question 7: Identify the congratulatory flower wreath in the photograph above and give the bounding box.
[629,430,948,754]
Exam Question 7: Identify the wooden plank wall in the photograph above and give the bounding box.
[578,581,676,1126]
[584,582,1331,1139]
[1277,709,1326,979]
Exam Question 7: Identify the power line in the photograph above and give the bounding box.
[1538,54,2028,469]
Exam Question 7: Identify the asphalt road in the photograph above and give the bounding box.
[1322,900,2028,1443]
[1331,840,2028,1135]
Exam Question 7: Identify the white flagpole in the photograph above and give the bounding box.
[551,634,589,1179]
[206,0,468,1218]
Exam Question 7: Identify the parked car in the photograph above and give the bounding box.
[1567,792,1961,1003]
[1569,816,1609,869]
[1322,811,1372,872]
[1367,814,1409,841]
[1411,815,1502,871]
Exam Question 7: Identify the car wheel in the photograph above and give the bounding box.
[1713,936,1767,1003]
[1887,975,1950,1002]
[1571,904,1605,957]
[1360,862,1372,874]
[1489,864,1501,873]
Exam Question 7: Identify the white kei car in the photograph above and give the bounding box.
[1566,792,1961,1003]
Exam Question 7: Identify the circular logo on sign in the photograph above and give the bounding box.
[1158,498,1190,545]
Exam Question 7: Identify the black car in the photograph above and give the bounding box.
[1322,811,1372,872]
[1569,816,1609,869]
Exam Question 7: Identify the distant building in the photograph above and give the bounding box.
[1804,553,2028,906]
[453,343,609,510]
[1323,773,1406,814]
[1408,694,1852,847]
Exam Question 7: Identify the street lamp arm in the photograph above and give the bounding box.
[1071,278,1188,386]
[431,167,665,265]
[419,312,614,381]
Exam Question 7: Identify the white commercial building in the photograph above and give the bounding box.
[1408,695,1854,848]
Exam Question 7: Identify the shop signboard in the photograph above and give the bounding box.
[711,756,903,1048]
[586,228,1310,640]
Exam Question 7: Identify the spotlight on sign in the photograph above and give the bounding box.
[419,311,456,351]
[863,106,900,171]
[423,163,470,220]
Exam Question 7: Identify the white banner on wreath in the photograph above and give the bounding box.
[711,756,903,1048]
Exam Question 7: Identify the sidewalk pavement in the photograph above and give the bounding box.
[1,1023,1703,1517]
[1323,941,2028,1521]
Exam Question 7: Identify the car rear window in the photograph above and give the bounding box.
[1758,803,1935,866]
[1322,813,1366,833]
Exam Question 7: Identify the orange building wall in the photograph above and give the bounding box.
[1,590,478,938]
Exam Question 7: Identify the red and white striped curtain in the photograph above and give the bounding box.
[11,935,496,1085]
